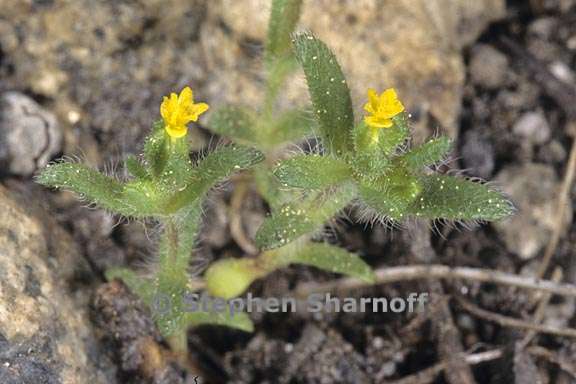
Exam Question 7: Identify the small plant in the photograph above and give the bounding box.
[37,87,263,352]
[202,2,513,301]
[202,0,376,300]
[37,0,513,358]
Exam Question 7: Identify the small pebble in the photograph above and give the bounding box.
[512,111,551,145]
[469,44,509,89]
[0,92,62,176]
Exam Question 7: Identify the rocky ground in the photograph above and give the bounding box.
[1,0,576,383]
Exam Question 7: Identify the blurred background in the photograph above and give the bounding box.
[0,0,575,383]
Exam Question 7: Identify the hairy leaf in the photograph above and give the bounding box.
[399,136,452,170]
[184,311,254,332]
[293,32,354,156]
[274,154,351,189]
[165,145,264,213]
[358,169,422,221]
[38,162,159,217]
[254,163,292,210]
[406,175,514,221]
[263,109,316,147]
[266,0,302,63]
[209,106,258,145]
[278,243,375,282]
[264,57,299,114]
[144,122,168,178]
[255,184,356,249]
[107,268,187,336]
[125,155,149,180]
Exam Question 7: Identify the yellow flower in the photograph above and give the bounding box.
[363,88,404,129]
[160,86,209,138]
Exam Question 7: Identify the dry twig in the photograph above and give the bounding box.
[537,133,576,279]
[455,296,576,339]
[520,267,563,348]
[295,264,576,299]
[229,180,259,255]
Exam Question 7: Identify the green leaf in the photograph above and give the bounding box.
[398,136,452,170]
[358,168,422,221]
[165,145,264,213]
[263,109,316,147]
[144,122,168,178]
[265,0,302,64]
[276,243,375,282]
[106,268,185,336]
[293,32,354,156]
[255,184,356,249]
[351,117,409,179]
[37,162,159,217]
[263,57,299,115]
[406,175,514,221]
[125,155,149,180]
[155,136,197,198]
[184,311,254,332]
[254,163,292,210]
[274,154,351,189]
[209,106,258,145]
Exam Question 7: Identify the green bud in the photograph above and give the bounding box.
[204,259,267,299]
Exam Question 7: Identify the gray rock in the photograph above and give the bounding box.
[494,164,572,260]
[0,185,116,383]
[512,112,551,145]
[528,17,558,39]
[0,92,62,176]
[469,44,509,89]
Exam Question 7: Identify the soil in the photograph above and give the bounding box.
[1,1,576,383]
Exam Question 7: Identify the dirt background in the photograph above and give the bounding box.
[0,0,576,383]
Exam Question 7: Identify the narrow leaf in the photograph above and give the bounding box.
[264,57,299,113]
[274,154,351,189]
[253,163,293,210]
[209,105,258,145]
[358,170,422,221]
[125,155,149,180]
[293,32,354,156]
[351,118,409,179]
[144,122,168,178]
[184,311,254,332]
[399,136,452,170]
[255,184,356,249]
[38,162,158,217]
[265,0,302,63]
[406,175,514,221]
[165,145,264,213]
[280,243,375,282]
[263,109,316,147]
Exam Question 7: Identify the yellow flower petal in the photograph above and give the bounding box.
[179,86,193,104]
[160,86,209,139]
[363,87,404,129]
[364,88,379,114]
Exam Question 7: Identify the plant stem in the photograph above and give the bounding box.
[168,329,190,368]
[166,218,179,265]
